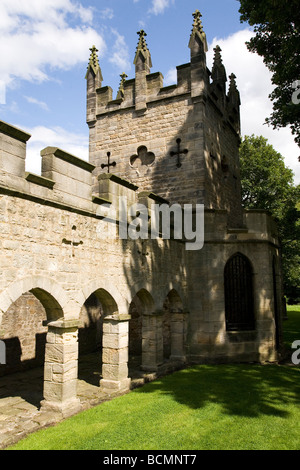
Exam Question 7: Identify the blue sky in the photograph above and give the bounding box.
[0,0,299,183]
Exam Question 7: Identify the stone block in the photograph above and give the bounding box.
[100,378,131,393]
[43,378,77,403]
[102,347,128,365]
[102,321,129,335]
[102,363,128,381]
[102,333,128,349]
[45,343,78,364]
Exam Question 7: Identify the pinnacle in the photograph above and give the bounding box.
[136,30,149,54]
[229,73,238,89]
[212,45,227,83]
[134,29,152,68]
[189,9,208,53]
[228,73,241,105]
[86,45,102,80]
[89,45,100,70]
[116,72,128,100]
[192,9,203,30]
[213,45,223,66]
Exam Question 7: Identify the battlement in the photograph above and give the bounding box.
[91,61,239,133]
[86,13,240,136]
[0,120,97,214]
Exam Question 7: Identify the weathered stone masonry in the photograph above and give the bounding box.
[0,11,284,417]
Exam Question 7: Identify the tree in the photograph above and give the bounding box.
[240,135,300,303]
[238,0,300,147]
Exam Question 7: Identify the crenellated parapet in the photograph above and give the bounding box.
[86,10,241,137]
[0,120,98,214]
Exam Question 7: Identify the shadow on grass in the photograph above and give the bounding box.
[136,364,300,419]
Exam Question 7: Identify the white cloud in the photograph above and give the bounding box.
[109,30,131,72]
[22,125,89,175]
[24,96,49,111]
[100,8,114,20]
[207,29,300,184]
[149,0,173,15]
[164,68,177,86]
[0,0,105,89]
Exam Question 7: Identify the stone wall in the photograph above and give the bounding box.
[0,98,283,413]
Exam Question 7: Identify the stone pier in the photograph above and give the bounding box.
[142,311,164,371]
[100,314,131,394]
[41,319,81,418]
[170,311,188,363]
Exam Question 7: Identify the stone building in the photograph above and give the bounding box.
[0,11,283,417]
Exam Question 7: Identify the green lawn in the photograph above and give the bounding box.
[9,306,300,451]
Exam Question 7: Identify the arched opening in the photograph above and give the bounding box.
[0,286,64,409]
[0,292,47,377]
[224,253,255,331]
[78,288,118,387]
[128,289,155,375]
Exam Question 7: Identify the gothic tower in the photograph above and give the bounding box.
[86,10,243,227]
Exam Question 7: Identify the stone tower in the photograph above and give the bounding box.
[0,11,284,420]
[86,10,243,227]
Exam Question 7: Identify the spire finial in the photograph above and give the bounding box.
[116,72,128,100]
[211,45,227,85]
[136,30,149,54]
[192,10,203,28]
[189,10,208,53]
[229,73,237,90]
[134,29,152,70]
[228,73,241,105]
[88,45,100,73]
[85,45,103,82]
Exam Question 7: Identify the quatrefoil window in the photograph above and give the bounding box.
[130,146,155,169]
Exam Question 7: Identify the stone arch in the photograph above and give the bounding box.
[77,282,123,387]
[131,288,156,315]
[160,282,187,312]
[0,276,68,375]
[0,275,69,327]
[164,289,184,312]
[125,280,158,313]
[0,277,78,413]
[79,280,126,317]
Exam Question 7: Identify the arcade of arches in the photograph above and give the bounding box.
[0,284,187,417]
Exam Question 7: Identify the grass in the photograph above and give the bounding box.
[8,306,300,451]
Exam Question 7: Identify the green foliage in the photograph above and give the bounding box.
[240,135,300,302]
[238,0,300,146]
[283,305,300,350]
